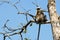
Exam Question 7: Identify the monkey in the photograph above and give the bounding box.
[35,7,47,24]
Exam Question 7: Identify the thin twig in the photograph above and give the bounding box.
[20,34,23,40]
[3,20,22,33]
[0,20,35,38]
[20,20,35,34]
[3,35,6,40]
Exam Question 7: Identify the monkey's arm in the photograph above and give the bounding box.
[41,9,48,12]
[58,16,60,24]
[18,12,35,19]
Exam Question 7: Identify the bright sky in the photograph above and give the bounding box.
[0,0,60,40]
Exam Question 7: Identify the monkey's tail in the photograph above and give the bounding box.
[37,24,41,40]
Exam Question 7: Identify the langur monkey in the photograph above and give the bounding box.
[35,7,47,23]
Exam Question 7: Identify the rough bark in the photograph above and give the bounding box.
[48,0,60,40]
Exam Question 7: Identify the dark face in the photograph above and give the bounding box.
[37,8,40,10]
[36,8,43,15]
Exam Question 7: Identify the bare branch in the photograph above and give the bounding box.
[0,0,10,3]
[2,20,22,33]
[19,20,35,34]
[32,2,39,7]
[20,34,23,40]
[17,4,33,22]
[8,36,12,40]
[0,20,34,40]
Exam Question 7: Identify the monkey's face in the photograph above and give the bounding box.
[36,7,43,15]
[37,8,40,10]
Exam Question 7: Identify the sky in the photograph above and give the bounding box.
[0,0,60,40]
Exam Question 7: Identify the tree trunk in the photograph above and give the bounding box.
[48,0,60,40]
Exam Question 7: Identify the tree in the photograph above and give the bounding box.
[48,0,60,40]
[0,0,60,40]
